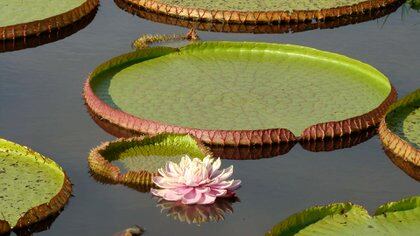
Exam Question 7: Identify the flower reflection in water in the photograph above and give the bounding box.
[156,197,239,225]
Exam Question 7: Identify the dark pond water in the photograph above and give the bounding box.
[1,1,419,235]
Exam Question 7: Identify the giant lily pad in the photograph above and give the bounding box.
[266,196,420,235]
[88,133,211,188]
[0,138,72,235]
[0,0,99,40]
[84,41,396,146]
[1,8,97,53]
[115,0,403,33]
[379,89,419,181]
[117,0,400,24]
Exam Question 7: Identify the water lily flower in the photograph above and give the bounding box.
[151,155,241,205]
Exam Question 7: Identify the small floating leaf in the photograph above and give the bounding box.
[0,138,71,234]
[379,89,419,181]
[266,196,420,235]
[88,133,211,188]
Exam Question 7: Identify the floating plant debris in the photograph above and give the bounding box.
[0,138,72,235]
[379,89,419,181]
[266,196,420,235]
[0,7,97,53]
[132,29,199,50]
[113,225,145,236]
[84,41,396,146]
[88,134,211,188]
[156,197,238,225]
[115,0,403,33]
[115,0,401,24]
[0,0,99,40]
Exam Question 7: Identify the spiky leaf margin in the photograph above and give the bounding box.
[1,7,97,53]
[88,133,212,189]
[0,138,72,235]
[118,0,400,24]
[114,0,403,34]
[0,0,98,40]
[379,89,420,181]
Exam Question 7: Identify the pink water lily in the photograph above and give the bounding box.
[151,155,241,205]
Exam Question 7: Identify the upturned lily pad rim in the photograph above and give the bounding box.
[84,41,396,146]
[0,138,72,234]
[266,196,420,236]
[87,133,211,189]
[119,0,400,24]
[115,0,403,33]
[1,8,97,53]
[0,0,99,40]
[379,89,420,179]
[88,105,378,156]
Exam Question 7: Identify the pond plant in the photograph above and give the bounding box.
[115,0,402,24]
[0,0,99,40]
[379,89,419,181]
[266,196,420,235]
[114,0,404,33]
[0,138,72,235]
[84,40,396,146]
[0,7,97,53]
[88,133,211,189]
[151,155,241,205]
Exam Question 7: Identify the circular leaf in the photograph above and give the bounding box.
[0,0,99,40]
[0,138,72,234]
[116,0,401,24]
[88,133,211,189]
[84,41,396,146]
[114,0,403,33]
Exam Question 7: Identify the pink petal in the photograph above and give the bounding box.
[151,189,183,201]
[174,186,193,195]
[211,158,221,173]
[152,176,184,189]
[226,180,241,191]
[182,189,203,205]
[197,193,217,205]
[208,188,227,197]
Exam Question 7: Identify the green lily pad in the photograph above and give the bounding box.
[115,0,403,34]
[266,196,420,235]
[153,0,378,12]
[0,138,71,234]
[1,9,97,53]
[85,41,395,146]
[88,133,210,188]
[379,89,419,181]
[118,0,400,23]
[0,0,98,40]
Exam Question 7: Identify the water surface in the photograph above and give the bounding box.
[0,1,419,235]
